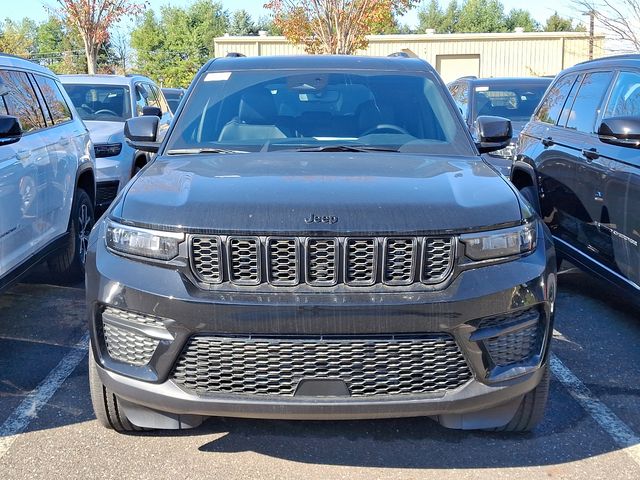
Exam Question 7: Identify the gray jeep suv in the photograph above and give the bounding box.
[86,55,557,433]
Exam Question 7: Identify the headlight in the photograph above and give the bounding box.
[94,143,123,158]
[461,223,536,261]
[106,220,184,260]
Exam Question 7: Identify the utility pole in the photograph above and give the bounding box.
[588,9,595,60]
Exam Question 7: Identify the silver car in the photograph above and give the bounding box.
[60,74,172,210]
[0,54,96,290]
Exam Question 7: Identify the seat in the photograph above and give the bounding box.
[218,90,291,141]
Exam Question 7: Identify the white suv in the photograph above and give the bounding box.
[0,54,96,290]
[60,75,172,210]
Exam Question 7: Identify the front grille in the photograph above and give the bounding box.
[96,181,119,207]
[478,309,543,366]
[190,235,455,288]
[171,334,472,397]
[103,306,166,329]
[103,323,159,366]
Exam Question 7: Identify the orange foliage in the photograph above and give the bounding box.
[264,0,415,54]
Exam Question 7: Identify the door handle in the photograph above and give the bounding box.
[541,137,553,147]
[16,150,29,160]
[581,148,599,161]
[58,136,70,146]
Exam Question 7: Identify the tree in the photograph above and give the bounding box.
[544,12,577,32]
[505,9,539,32]
[33,17,86,74]
[52,0,145,74]
[418,0,445,32]
[573,0,640,51]
[456,0,507,33]
[230,9,256,35]
[0,18,38,56]
[131,1,229,87]
[264,0,417,54]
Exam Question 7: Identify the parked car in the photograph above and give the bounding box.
[448,77,552,174]
[60,74,172,210]
[162,87,185,114]
[512,55,639,299]
[0,54,95,291]
[86,54,557,433]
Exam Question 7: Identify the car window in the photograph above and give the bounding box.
[134,83,149,115]
[167,69,474,156]
[535,74,577,125]
[471,83,550,122]
[34,75,72,124]
[558,74,584,126]
[0,69,47,133]
[565,71,613,133]
[603,71,640,117]
[63,84,132,122]
[143,83,161,110]
[151,85,170,114]
[449,82,469,120]
[0,96,8,115]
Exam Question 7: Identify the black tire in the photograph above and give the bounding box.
[48,188,94,282]
[494,365,550,432]
[519,185,541,215]
[88,347,146,432]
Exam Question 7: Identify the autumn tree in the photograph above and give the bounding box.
[52,0,145,74]
[264,0,417,54]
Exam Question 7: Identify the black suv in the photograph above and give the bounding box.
[512,55,639,298]
[86,55,556,433]
[448,77,552,174]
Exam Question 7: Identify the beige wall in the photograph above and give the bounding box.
[214,32,606,82]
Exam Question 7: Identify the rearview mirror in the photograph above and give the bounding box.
[474,115,512,154]
[0,115,22,146]
[124,116,160,153]
[598,117,640,148]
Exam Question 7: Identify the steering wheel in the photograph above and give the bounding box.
[362,124,409,136]
[93,109,118,117]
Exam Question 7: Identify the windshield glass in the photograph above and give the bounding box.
[166,69,474,155]
[472,82,551,122]
[63,84,132,122]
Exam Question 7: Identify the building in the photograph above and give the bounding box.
[214,31,606,82]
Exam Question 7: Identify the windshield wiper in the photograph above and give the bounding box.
[166,148,249,155]
[293,145,400,153]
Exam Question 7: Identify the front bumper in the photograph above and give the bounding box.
[86,220,556,425]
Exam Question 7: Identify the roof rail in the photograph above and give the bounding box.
[457,75,478,80]
[226,52,246,58]
[388,52,409,58]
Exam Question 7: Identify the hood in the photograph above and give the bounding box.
[117,152,522,234]
[84,120,124,144]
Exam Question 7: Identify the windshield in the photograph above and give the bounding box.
[472,82,551,123]
[63,84,132,122]
[166,69,474,155]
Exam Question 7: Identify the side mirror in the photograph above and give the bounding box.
[474,115,512,154]
[124,116,160,153]
[0,115,22,146]
[142,105,162,118]
[598,116,640,148]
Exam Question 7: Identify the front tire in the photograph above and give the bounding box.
[48,188,94,282]
[88,348,145,432]
[493,365,550,432]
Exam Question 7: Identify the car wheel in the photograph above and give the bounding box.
[491,364,550,432]
[47,188,94,282]
[519,185,541,216]
[88,347,146,432]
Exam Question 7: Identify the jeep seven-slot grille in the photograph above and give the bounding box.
[171,334,472,397]
[190,236,455,288]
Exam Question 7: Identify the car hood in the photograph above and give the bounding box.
[117,152,522,234]
[84,120,125,144]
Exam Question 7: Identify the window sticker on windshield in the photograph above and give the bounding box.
[204,72,232,82]
[475,86,489,92]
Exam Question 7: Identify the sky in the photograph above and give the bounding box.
[3,0,581,31]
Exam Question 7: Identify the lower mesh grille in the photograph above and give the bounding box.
[103,323,159,366]
[171,334,472,397]
[480,309,543,366]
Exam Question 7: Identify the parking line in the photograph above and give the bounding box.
[0,332,89,460]
[550,352,640,466]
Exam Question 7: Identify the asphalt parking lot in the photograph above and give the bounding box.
[0,263,638,480]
